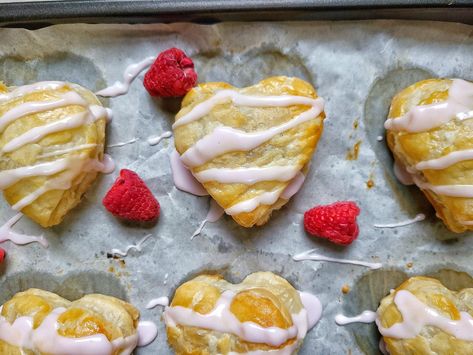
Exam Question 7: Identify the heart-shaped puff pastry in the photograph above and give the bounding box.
[164,271,321,354]
[173,76,325,227]
[0,288,140,354]
[0,81,111,227]
[376,276,473,354]
[385,78,473,233]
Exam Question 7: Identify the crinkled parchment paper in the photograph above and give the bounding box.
[1,21,473,354]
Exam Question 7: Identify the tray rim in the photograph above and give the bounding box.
[2,0,473,27]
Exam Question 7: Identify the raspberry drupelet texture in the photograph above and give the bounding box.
[103,169,160,222]
[304,201,360,245]
[143,47,197,97]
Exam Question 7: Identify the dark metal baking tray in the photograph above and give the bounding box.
[1,0,473,27]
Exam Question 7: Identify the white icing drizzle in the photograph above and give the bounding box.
[0,91,86,132]
[384,79,473,132]
[293,249,382,270]
[147,131,172,146]
[170,149,208,196]
[194,166,300,185]
[376,135,384,142]
[335,310,377,325]
[107,137,139,148]
[415,149,473,170]
[191,199,225,239]
[0,213,48,248]
[146,296,169,309]
[0,81,66,103]
[225,188,284,216]
[373,213,425,228]
[164,290,322,348]
[37,143,98,159]
[0,306,156,354]
[180,103,324,168]
[11,154,115,211]
[110,234,152,257]
[0,82,114,212]
[96,56,155,98]
[376,290,473,341]
[173,90,323,129]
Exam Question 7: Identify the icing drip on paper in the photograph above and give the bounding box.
[147,131,172,146]
[96,56,155,97]
[110,234,152,257]
[170,149,208,196]
[146,296,170,309]
[136,321,158,346]
[393,160,414,186]
[0,213,48,248]
[164,290,322,348]
[0,306,155,354]
[191,199,225,239]
[376,290,473,341]
[335,310,377,325]
[107,137,139,148]
[293,249,382,270]
[373,213,425,228]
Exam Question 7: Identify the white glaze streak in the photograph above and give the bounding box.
[376,290,473,341]
[384,79,473,132]
[194,166,299,184]
[0,91,86,132]
[180,103,324,168]
[96,56,155,97]
[373,213,426,228]
[225,188,284,215]
[335,311,377,325]
[173,90,322,128]
[146,296,169,309]
[37,143,98,159]
[147,131,172,146]
[0,213,48,248]
[0,81,65,103]
[110,234,152,257]
[293,249,382,270]
[107,138,139,148]
[415,149,473,170]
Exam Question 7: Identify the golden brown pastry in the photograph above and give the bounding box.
[172,76,325,228]
[164,271,322,354]
[0,81,111,227]
[385,78,473,232]
[0,288,141,354]
[376,276,473,355]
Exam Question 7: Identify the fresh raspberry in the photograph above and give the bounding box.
[103,169,160,222]
[304,201,360,245]
[144,48,197,97]
[0,248,5,264]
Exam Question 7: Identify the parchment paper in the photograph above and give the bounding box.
[1,21,473,354]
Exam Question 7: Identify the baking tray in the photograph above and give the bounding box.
[1,3,473,355]
[2,0,473,27]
